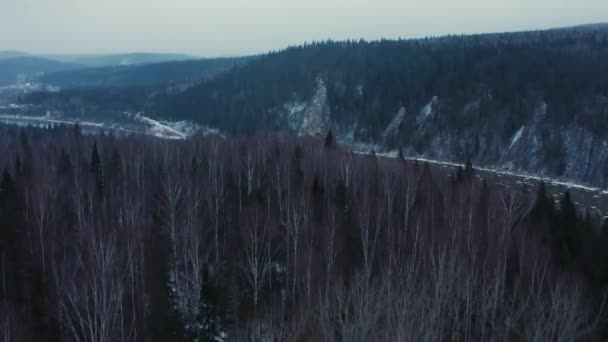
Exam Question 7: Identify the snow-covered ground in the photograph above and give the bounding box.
[133,115,189,139]
[125,112,221,139]
[0,113,105,129]
[354,148,608,218]
[0,112,214,140]
[357,149,606,193]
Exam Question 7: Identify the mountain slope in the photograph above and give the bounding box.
[0,51,198,67]
[43,52,197,67]
[152,25,608,186]
[0,50,32,59]
[0,57,82,86]
[40,57,249,88]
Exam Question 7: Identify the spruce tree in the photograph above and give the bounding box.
[58,148,73,179]
[312,174,325,223]
[14,154,23,176]
[398,149,405,161]
[110,147,123,187]
[0,168,59,341]
[90,142,105,197]
[558,191,581,261]
[531,181,553,224]
[324,129,335,149]
[456,166,464,183]
[464,159,475,178]
[145,188,183,342]
[0,168,25,305]
[292,145,304,190]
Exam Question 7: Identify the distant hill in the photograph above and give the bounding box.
[16,24,608,186]
[0,52,205,86]
[42,53,197,67]
[554,23,608,31]
[40,57,250,88]
[0,57,82,86]
[0,51,32,59]
[0,51,198,67]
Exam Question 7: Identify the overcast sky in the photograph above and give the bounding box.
[1,0,607,57]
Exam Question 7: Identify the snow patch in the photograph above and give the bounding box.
[284,77,329,136]
[416,96,438,126]
[383,107,407,138]
[509,126,525,149]
[422,96,438,117]
[532,102,548,124]
[285,102,307,117]
[135,115,188,139]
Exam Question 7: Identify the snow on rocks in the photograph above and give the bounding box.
[509,125,525,149]
[416,96,438,125]
[383,107,407,139]
[284,77,329,136]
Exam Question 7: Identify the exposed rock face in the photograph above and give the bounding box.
[561,126,608,184]
[416,96,439,126]
[281,79,608,188]
[383,107,407,139]
[284,78,329,136]
[378,99,608,187]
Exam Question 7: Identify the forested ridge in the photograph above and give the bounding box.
[39,57,249,88]
[0,57,81,86]
[2,125,608,341]
[153,25,608,138]
[16,25,608,185]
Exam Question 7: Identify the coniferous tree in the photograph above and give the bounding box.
[57,149,76,231]
[14,154,23,176]
[324,130,335,149]
[110,147,123,187]
[464,159,475,179]
[456,166,464,183]
[312,174,325,223]
[145,191,183,342]
[398,148,405,161]
[19,129,34,181]
[90,142,105,197]
[190,156,199,182]
[58,148,73,178]
[27,263,60,342]
[0,169,26,305]
[557,191,581,262]
[293,144,304,190]
[0,165,58,342]
[531,181,554,224]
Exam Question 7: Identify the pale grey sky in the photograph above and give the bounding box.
[1,0,607,57]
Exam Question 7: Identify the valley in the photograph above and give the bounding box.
[1,123,606,341]
[4,0,608,339]
[0,113,206,140]
[1,110,606,219]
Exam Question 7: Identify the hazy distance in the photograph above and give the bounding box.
[1,0,608,57]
